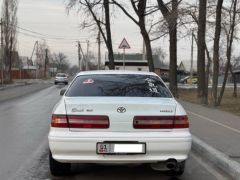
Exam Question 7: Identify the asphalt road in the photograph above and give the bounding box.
[179,100,240,163]
[0,85,229,180]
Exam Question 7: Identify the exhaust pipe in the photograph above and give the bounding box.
[165,159,177,170]
[150,159,178,171]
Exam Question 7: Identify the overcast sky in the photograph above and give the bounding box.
[0,0,197,69]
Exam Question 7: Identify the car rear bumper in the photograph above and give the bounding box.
[55,80,68,83]
[49,129,192,164]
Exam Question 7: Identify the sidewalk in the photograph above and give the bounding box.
[178,100,240,163]
[0,79,53,102]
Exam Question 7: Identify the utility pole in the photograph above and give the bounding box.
[35,41,38,79]
[29,41,38,79]
[44,48,48,78]
[97,30,101,70]
[0,18,4,86]
[77,41,82,71]
[78,41,87,71]
[190,30,194,84]
[86,40,89,71]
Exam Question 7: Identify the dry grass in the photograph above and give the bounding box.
[178,88,240,117]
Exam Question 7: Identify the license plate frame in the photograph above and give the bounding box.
[96,142,146,155]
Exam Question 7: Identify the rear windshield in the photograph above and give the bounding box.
[66,74,172,98]
[56,74,66,77]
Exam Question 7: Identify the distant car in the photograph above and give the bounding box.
[48,70,192,176]
[180,76,198,84]
[54,73,68,85]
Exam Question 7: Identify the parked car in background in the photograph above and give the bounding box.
[180,76,198,84]
[54,73,68,85]
[49,70,192,176]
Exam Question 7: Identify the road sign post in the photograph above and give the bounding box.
[119,38,130,70]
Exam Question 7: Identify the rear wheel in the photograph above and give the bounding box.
[49,150,71,176]
[171,161,185,176]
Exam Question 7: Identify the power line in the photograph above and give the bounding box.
[16,29,92,43]
[4,22,88,41]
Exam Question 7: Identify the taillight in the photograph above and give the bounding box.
[174,116,189,128]
[51,114,68,128]
[133,116,189,129]
[68,115,109,129]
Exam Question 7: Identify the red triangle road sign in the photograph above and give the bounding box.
[119,38,131,49]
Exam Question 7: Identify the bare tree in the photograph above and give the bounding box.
[197,0,208,104]
[36,41,49,78]
[53,53,70,73]
[152,47,166,65]
[112,0,155,72]
[212,0,224,106]
[67,0,115,69]
[1,0,18,83]
[182,1,215,96]
[156,0,179,97]
[217,0,238,105]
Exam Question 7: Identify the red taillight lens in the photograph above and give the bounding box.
[51,114,68,128]
[133,116,175,129]
[133,116,189,129]
[174,116,189,128]
[68,115,109,129]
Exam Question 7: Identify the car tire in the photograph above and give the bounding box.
[49,150,71,176]
[171,161,185,176]
[65,82,68,85]
[54,82,57,85]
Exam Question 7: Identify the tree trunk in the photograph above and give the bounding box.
[140,28,154,72]
[217,0,237,106]
[169,26,178,97]
[230,64,237,97]
[197,0,207,104]
[192,24,212,104]
[217,61,230,105]
[169,0,178,97]
[156,0,178,97]
[212,0,224,106]
[138,0,154,72]
[104,0,114,70]
[205,44,212,104]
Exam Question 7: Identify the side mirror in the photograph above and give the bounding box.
[60,89,66,96]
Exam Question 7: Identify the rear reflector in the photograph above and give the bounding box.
[68,115,109,129]
[133,116,189,129]
[51,114,68,128]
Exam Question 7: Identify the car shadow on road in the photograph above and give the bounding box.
[50,164,181,180]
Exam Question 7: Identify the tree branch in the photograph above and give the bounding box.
[112,0,139,25]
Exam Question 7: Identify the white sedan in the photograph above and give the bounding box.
[48,70,192,176]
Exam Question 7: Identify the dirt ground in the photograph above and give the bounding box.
[178,88,240,116]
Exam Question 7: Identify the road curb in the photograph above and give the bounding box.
[192,135,240,180]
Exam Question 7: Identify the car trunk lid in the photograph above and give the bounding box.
[64,97,176,132]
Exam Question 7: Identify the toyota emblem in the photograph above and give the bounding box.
[117,107,126,113]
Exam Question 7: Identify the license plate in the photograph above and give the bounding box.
[97,142,146,154]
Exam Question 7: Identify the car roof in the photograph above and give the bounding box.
[76,70,157,76]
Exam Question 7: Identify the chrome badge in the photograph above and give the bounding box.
[117,107,126,113]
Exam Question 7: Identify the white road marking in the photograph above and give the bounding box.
[187,111,240,134]
[190,153,229,180]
